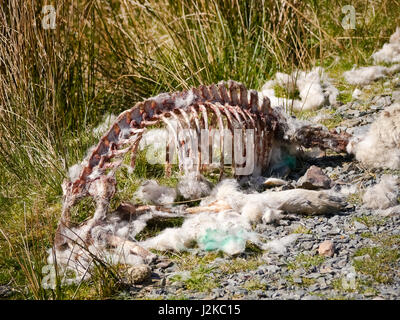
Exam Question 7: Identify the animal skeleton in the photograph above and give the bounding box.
[54,80,349,269]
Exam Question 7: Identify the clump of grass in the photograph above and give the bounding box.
[169,265,219,293]
[286,275,316,288]
[321,113,344,130]
[292,225,313,234]
[332,275,379,297]
[219,257,264,274]
[353,216,386,228]
[244,242,264,255]
[332,278,357,294]
[242,279,266,291]
[273,84,300,100]
[353,246,399,284]
[347,192,363,206]
[171,251,223,271]
[288,253,326,272]
[337,91,353,104]
[183,266,220,292]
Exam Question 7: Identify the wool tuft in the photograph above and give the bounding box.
[347,103,400,169]
[362,175,399,210]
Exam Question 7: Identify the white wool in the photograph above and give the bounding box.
[298,81,325,110]
[241,202,264,223]
[373,43,400,64]
[66,145,97,183]
[261,67,339,111]
[388,64,400,74]
[44,240,147,289]
[275,72,297,92]
[372,27,400,64]
[260,82,302,112]
[141,211,254,255]
[139,128,168,153]
[177,172,212,200]
[263,234,299,254]
[390,27,400,43]
[88,168,102,180]
[92,113,117,137]
[347,103,400,169]
[343,65,400,85]
[45,207,185,288]
[378,205,400,217]
[119,127,132,139]
[175,89,196,108]
[151,92,172,105]
[134,180,177,206]
[99,208,186,241]
[48,174,349,287]
[335,184,359,196]
[96,243,145,266]
[68,163,82,182]
[263,177,287,188]
[262,208,283,224]
[295,68,326,110]
[260,189,345,215]
[363,175,399,210]
[324,83,340,106]
[352,88,363,99]
[205,179,345,215]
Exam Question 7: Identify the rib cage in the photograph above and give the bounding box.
[55,80,349,251]
[72,80,272,194]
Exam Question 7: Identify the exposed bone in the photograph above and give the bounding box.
[53,80,350,281]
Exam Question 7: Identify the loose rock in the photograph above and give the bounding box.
[126,264,152,284]
[318,240,335,257]
[297,166,332,190]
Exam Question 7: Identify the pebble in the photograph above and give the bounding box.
[126,264,152,284]
[297,165,332,190]
[0,286,12,298]
[353,221,368,230]
[318,240,335,257]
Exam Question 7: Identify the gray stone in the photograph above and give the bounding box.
[307,273,323,279]
[0,286,12,298]
[317,278,328,290]
[353,254,371,262]
[266,265,280,273]
[293,277,303,284]
[302,295,321,300]
[302,241,314,250]
[308,284,320,292]
[298,165,332,190]
[353,221,367,230]
[164,264,178,273]
[336,259,348,268]
[156,260,173,269]
[392,90,400,102]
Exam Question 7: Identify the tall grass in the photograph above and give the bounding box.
[0,0,399,299]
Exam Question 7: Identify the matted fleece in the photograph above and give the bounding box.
[44,178,347,288]
[259,67,339,111]
[347,103,400,169]
[362,174,400,216]
[343,64,400,86]
[372,27,400,64]
[343,27,400,85]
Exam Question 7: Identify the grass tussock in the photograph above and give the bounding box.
[1,0,400,299]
